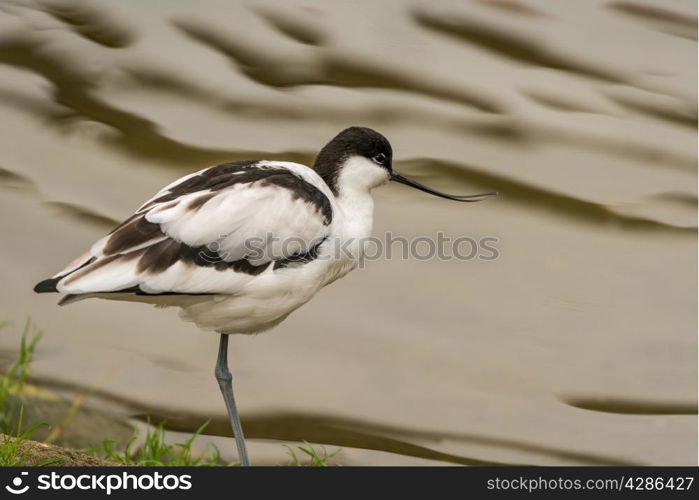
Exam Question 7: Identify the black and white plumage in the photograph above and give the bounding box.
[36,159,341,334]
[34,126,494,465]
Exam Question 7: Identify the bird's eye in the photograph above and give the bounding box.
[373,153,386,165]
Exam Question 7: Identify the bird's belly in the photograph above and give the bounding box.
[178,255,356,334]
[178,293,304,335]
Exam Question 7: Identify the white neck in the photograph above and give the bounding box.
[329,157,389,262]
[336,188,374,240]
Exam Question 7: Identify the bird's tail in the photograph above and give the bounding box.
[33,277,60,293]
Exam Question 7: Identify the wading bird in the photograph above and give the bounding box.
[34,127,494,466]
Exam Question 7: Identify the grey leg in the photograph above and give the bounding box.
[215,334,250,466]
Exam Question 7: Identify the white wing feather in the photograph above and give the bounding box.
[54,162,334,295]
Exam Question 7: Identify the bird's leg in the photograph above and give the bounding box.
[215,334,250,466]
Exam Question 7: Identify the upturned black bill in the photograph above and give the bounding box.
[390,172,496,202]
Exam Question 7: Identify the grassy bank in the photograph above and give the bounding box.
[0,319,337,466]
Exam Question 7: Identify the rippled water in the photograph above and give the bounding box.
[0,0,696,465]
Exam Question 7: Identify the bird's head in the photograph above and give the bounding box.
[313,126,393,196]
[313,126,495,202]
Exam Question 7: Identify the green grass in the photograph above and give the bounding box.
[0,319,51,466]
[0,319,42,434]
[0,407,57,466]
[93,424,340,466]
[285,442,340,466]
[0,406,33,466]
[91,421,235,466]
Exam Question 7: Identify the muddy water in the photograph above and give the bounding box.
[0,0,696,465]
